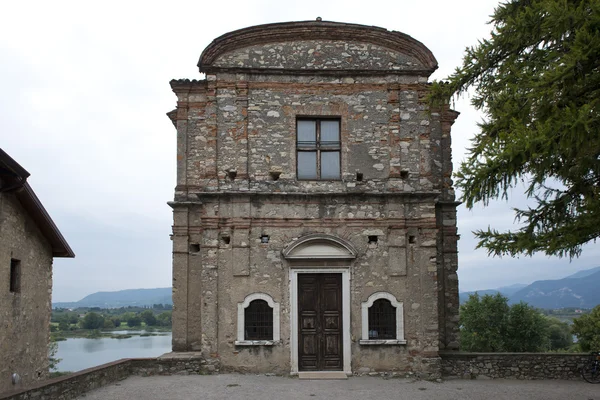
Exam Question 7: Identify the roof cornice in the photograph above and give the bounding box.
[0,148,74,258]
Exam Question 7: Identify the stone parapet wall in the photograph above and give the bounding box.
[0,354,214,400]
[1,352,589,399]
[0,360,131,400]
[440,352,587,380]
[132,353,220,376]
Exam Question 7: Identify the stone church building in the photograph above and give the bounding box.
[167,20,459,377]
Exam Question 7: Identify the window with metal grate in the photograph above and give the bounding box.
[244,299,273,340]
[368,299,396,340]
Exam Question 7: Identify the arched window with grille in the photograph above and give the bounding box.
[236,293,280,345]
[360,292,406,345]
[368,299,396,339]
[245,299,273,340]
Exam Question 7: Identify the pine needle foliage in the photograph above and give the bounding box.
[431,0,600,258]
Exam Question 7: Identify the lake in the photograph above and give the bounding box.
[55,331,172,372]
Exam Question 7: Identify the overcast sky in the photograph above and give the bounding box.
[2,0,598,302]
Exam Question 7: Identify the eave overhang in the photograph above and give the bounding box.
[0,148,75,258]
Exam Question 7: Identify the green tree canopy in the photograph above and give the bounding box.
[572,305,600,351]
[157,311,172,327]
[460,293,549,352]
[80,312,104,330]
[503,302,549,352]
[127,314,142,328]
[545,317,574,351]
[140,310,157,326]
[431,0,600,258]
[460,293,509,351]
[103,318,115,330]
[58,320,70,332]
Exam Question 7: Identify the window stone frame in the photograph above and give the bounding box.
[360,292,406,345]
[296,117,341,181]
[235,293,280,346]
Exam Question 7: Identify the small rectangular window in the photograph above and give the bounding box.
[10,259,21,293]
[296,118,341,180]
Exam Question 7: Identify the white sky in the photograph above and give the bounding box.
[1,0,598,302]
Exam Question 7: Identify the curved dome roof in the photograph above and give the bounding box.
[198,20,437,74]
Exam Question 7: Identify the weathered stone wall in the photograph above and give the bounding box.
[179,194,439,374]
[0,355,213,400]
[211,40,423,71]
[169,23,460,376]
[440,352,587,380]
[173,74,444,194]
[0,193,53,393]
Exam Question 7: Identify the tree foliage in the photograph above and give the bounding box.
[58,320,70,332]
[80,312,104,330]
[157,311,172,327]
[504,302,550,352]
[545,317,573,351]
[460,293,550,352]
[431,0,600,258]
[461,293,509,351]
[572,305,600,351]
[48,340,61,372]
[127,314,142,328]
[140,310,157,326]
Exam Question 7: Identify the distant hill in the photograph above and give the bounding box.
[459,283,527,304]
[460,267,600,309]
[510,269,600,308]
[53,288,172,309]
[563,266,600,279]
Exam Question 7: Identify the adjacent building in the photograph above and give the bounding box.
[0,149,74,392]
[168,20,459,377]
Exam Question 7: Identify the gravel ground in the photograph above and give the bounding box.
[76,374,599,400]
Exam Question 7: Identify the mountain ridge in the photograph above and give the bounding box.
[460,267,600,308]
[510,269,600,308]
[53,287,172,309]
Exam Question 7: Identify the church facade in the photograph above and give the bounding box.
[167,20,459,377]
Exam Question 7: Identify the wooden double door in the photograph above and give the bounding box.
[298,273,343,371]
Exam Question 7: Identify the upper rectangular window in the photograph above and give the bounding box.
[10,259,21,293]
[297,118,341,180]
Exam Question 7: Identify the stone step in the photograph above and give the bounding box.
[298,371,348,380]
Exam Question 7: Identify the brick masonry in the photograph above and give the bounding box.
[168,20,460,376]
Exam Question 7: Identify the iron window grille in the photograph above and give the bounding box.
[296,118,341,180]
[368,299,397,339]
[244,299,274,340]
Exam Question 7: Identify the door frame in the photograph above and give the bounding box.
[290,267,351,375]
